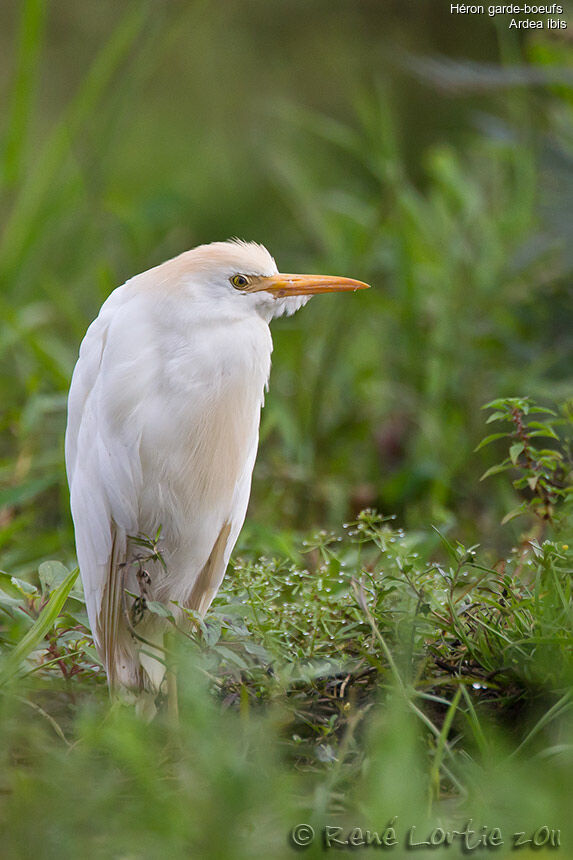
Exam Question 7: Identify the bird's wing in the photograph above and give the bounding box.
[185,433,259,617]
[65,287,144,685]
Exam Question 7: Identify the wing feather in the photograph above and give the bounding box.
[184,433,259,618]
[186,520,232,616]
[65,287,143,684]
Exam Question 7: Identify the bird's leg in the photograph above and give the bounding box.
[163,629,179,725]
[125,532,164,629]
[128,560,152,627]
[136,564,152,597]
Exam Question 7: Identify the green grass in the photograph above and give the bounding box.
[1,401,571,857]
[1,503,572,857]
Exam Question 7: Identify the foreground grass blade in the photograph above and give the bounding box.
[1,0,46,189]
[0,3,151,284]
[0,567,79,687]
[428,686,462,808]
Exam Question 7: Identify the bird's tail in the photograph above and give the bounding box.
[98,527,167,696]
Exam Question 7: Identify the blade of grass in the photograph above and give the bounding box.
[460,683,489,758]
[1,0,46,189]
[508,689,573,760]
[428,686,462,808]
[0,3,151,285]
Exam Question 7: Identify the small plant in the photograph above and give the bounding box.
[477,397,572,524]
[0,563,88,688]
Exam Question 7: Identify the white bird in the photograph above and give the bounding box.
[65,239,369,696]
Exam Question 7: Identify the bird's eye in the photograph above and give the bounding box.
[231,274,250,290]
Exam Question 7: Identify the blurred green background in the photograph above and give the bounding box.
[0,0,571,569]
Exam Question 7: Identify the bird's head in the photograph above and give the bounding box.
[159,239,370,322]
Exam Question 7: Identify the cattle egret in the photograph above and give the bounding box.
[65,239,369,697]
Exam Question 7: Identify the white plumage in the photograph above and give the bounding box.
[65,239,368,693]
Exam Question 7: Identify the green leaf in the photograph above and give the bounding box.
[528,422,559,438]
[483,399,507,409]
[528,539,544,558]
[480,461,512,481]
[39,560,69,595]
[146,600,174,619]
[10,576,38,596]
[509,443,524,465]
[537,449,563,460]
[39,561,85,602]
[474,432,511,451]
[0,568,79,686]
[430,526,458,562]
[530,406,557,416]
[483,398,521,410]
[486,411,508,424]
[215,646,248,670]
[501,505,526,524]
[203,619,221,647]
[0,572,26,598]
[242,641,273,662]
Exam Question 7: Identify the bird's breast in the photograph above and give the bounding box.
[135,312,272,548]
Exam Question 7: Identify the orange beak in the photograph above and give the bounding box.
[252,273,370,297]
